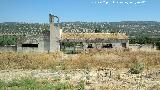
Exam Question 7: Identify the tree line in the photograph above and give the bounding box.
[0,35,17,46]
[129,36,160,49]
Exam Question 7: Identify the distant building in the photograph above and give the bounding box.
[16,14,129,53]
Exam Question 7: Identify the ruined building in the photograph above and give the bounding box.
[16,14,129,53]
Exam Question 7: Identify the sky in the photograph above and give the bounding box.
[0,0,160,23]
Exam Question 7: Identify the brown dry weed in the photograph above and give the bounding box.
[0,51,159,70]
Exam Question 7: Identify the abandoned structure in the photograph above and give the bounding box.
[16,14,129,53]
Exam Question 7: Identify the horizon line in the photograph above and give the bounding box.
[1,20,160,24]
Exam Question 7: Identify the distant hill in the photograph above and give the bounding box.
[0,21,160,38]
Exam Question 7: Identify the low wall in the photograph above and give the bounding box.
[0,46,17,52]
[129,44,158,52]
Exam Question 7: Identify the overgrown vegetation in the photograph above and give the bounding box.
[61,42,83,47]
[0,51,159,70]
[0,78,74,90]
[0,35,17,46]
[129,36,160,50]
[0,51,159,90]
[129,63,144,74]
[77,80,85,90]
[129,36,159,44]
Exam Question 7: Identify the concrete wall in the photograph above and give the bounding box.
[38,37,45,52]
[16,30,52,53]
[17,44,39,53]
[129,44,158,52]
[43,33,50,53]
[0,46,17,52]
[21,47,38,52]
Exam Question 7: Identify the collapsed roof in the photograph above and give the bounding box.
[62,33,128,40]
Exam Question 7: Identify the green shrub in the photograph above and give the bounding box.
[0,80,6,89]
[129,63,144,74]
[0,78,74,90]
[6,78,39,90]
[77,80,85,90]
[54,82,74,90]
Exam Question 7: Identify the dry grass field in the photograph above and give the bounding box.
[0,51,159,70]
[0,51,160,90]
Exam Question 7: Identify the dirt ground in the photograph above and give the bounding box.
[0,68,159,90]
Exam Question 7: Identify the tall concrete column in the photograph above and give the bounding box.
[49,14,60,52]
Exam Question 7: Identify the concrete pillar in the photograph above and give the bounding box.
[49,14,60,52]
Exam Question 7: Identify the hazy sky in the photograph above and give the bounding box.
[0,0,160,23]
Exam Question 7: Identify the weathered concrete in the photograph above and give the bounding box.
[0,46,17,52]
[49,14,60,52]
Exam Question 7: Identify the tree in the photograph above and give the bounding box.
[95,28,101,33]
[155,38,160,50]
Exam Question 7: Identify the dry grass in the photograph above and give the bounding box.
[0,51,160,70]
[62,33,128,40]
[63,51,160,69]
[0,52,61,70]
